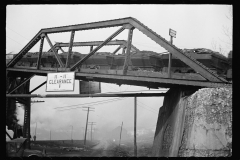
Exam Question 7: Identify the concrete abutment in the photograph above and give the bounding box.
[152,87,232,157]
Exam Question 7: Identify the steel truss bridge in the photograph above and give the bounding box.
[6,17,231,148]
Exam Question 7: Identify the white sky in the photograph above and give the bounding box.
[6,5,232,140]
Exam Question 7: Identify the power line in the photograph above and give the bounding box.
[57,98,124,111]
[55,97,125,110]
[137,100,159,112]
[54,97,124,109]
[137,101,158,112]
[6,27,29,41]
[83,107,95,147]
[56,98,125,111]
[137,102,158,114]
[7,36,23,46]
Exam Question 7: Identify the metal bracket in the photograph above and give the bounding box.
[124,24,135,29]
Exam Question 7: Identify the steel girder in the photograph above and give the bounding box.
[6,93,166,98]
[47,40,140,53]
[7,17,229,84]
[6,67,232,88]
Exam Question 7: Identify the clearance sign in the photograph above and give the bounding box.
[46,72,75,92]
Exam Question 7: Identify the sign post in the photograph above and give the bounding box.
[168,29,176,78]
[46,72,75,92]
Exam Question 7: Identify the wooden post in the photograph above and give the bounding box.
[134,97,137,157]
[84,107,89,146]
[168,36,173,78]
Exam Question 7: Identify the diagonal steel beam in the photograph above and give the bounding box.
[37,34,45,69]
[44,34,64,68]
[29,81,46,94]
[112,46,121,55]
[123,26,134,75]
[7,74,35,94]
[59,47,65,53]
[6,131,13,140]
[128,18,226,82]
[66,31,75,68]
[70,26,126,71]
[7,31,42,68]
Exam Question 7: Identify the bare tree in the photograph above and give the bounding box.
[211,6,232,56]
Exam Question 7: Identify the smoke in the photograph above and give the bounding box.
[16,103,25,125]
[6,98,19,131]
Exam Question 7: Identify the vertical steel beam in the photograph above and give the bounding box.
[59,47,65,53]
[123,26,134,75]
[70,26,126,71]
[112,46,121,55]
[23,80,31,149]
[66,31,75,68]
[45,34,64,68]
[168,36,173,78]
[36,34,45,70]
[122,47,126,55]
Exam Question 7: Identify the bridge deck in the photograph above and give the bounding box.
[7,67,231,88]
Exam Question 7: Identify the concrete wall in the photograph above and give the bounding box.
[152,87,232,157]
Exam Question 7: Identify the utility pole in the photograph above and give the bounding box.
[34,122,37,141]
[168,28,176,78]
[70,125,73,143]
[83,107,95,147]
[88,122,96,141]
[82,127,85,140]
[134,97,137,157]
[119,122,123,149]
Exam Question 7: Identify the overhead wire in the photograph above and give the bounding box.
[6,27,29,41]
[54,97,124,109]
[137,99,159,112]
[137,102,158,114]
[7,36,23,46]
[56,97,126,111]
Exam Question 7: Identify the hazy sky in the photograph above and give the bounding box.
[6,5,232,140]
